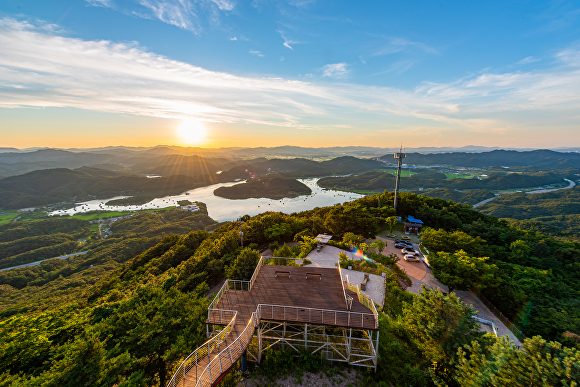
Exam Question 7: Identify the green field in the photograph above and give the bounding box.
[0,213,20,224]
[444,172,477,179]
[382,169,416,177]
[67,207,175,221]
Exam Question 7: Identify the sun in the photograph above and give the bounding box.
[177,119,207,145]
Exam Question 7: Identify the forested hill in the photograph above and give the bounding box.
[214,177,311,199]
[379,149,580,168]
[318,169,566,192]
[478,186,580,241]
[0,192,579,385]
[0,167,204,209]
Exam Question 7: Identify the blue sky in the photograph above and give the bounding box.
[0,0,579,148]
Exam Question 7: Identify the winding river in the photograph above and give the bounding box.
[49,178,364,222]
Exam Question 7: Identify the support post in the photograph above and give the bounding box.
[304,323,308,352]
[257,324,262,363]
[241,351,248,372]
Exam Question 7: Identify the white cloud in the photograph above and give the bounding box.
[517,56,540,65]
[230,36,237,40]
[1,18,580,138]
[249,50,264,57]
[211,0,235,11]
[84,0,235,34]
[321,63,349,78]
[85,0,115,8]
[277,29,298,49]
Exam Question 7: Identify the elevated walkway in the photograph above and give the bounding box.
[167,257,378,387]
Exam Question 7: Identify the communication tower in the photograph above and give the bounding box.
[393,146,406,211]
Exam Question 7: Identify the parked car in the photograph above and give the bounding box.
[402,248,421,255]
[404,254,420,262]
[395,242,413,248]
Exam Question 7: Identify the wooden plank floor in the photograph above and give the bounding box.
[209,266,377,330]
[183,265,377,387]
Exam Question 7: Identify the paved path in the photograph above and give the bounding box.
[0,251,89,272]
[472,196,497,208]
[525,178,575,194]
[377,237,521,346]
[472,178,577,208]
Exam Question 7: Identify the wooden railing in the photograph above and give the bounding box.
[345,280,379,329]
[257,304,377,330]
[195,312,258,387]
[338,264,353,310]
[166,311,237,387]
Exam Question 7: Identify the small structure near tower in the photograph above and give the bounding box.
[393,146,406,211]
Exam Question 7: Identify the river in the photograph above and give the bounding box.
[48,178,364,222]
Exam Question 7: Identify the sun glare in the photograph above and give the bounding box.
[177,119,207,145]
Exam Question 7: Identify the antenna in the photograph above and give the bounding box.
[393,144,406,211]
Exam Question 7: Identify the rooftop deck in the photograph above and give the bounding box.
[208,265,377,330]
[168,259,378,387]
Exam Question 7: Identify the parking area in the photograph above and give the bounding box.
[375,236,427,284]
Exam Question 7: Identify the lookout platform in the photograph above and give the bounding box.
[167,258,379,387]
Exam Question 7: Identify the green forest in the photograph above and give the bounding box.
[478,186,580,241]
[213,177,311,199]
[1,193,579,386]
[318,169,569,194]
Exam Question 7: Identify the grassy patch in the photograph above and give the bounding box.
[382,169,415,177]
[0,213,20,224]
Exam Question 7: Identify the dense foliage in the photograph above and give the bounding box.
[214,176,311,199]
[478,186,580,241]
[1,188,580,386]
[318,169,567,192]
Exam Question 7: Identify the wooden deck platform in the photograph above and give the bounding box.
[173,265,377,387]
[209,266,377,330]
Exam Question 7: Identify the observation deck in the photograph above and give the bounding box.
[167,257,379,387]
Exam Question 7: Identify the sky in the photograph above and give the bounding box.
[0,0,580,149]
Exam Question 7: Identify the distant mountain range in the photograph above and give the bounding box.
[3,144,579,157]
[379,149,580,168]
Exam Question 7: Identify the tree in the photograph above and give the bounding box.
[429,250,496,293]
[402,286,488,385]
[264,223,292,242]
[273,243,292,258]
[455,336,580,387]
[385,216,398,233]
[370,239,386,254]
[225,248,260,280]
[509,239,532,265]
[421,228,488,258]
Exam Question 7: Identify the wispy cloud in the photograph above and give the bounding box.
[1,18,580,140]
[230,36,237,40]
[84,0,235,34]
[517,56,540,65]
[321,63,349,78]
[277,29,298,49]
[249,50,264,57]
[85,0,115,8]
[287,0,316,7]
[371,36,437,57]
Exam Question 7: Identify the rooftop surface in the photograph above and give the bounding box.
[208,265,377,330]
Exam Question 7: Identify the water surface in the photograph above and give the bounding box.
[50,178,364,222]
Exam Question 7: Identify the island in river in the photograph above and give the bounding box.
[213,177,312,200]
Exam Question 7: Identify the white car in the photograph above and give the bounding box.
[404,254,420,262]
[401,247,417,254]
